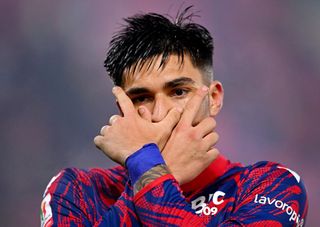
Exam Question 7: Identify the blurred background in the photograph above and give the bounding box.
[1,0,319,226]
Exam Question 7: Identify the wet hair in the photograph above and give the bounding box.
[104,6,214,86]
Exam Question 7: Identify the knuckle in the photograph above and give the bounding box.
[188,130,200,140]
[109,115,119,124]
[93,136,102,146]
[101,125,110,134]
[175,123,187,133]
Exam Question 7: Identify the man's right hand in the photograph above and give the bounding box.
[94,87,182,166]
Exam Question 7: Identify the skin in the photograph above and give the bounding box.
[94,54,224,192]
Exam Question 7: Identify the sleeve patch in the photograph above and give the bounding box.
[40,193,53,227]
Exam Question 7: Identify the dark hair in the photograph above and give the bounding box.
[104,6,214,86]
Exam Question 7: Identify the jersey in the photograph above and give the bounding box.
[40,155,308,226]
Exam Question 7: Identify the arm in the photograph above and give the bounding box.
[40,167,139,227]
[40,86,182,227]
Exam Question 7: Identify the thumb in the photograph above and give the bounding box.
[138,106,152,122]
[160,107,183,130]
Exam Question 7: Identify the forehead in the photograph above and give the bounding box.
[123,54,204,90]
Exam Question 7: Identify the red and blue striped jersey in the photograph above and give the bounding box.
[41,155,308,226]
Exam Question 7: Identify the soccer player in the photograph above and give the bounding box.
[41,7,308,226]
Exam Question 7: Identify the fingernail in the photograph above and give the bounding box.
[138,107,145,114]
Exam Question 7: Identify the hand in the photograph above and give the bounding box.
[94,87,182,166]
[161,86,219,185]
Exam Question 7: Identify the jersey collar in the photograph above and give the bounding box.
[180,155,236,194]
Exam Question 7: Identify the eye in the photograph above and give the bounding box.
[172,88,190,97]
[131,95,152,104]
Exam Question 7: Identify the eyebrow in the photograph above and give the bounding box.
[126,87,150,96]
[126,77,196,96]
[163,77,196,89]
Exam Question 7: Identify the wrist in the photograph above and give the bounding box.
[125,143,166,185]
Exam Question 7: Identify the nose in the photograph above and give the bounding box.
[151,94,174,123]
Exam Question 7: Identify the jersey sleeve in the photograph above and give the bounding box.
[133,163,308,227]
[227,162,308,226]
[40,166,139,227]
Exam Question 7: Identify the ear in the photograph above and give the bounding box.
[208,81,224,116]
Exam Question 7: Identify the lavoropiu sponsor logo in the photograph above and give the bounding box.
[191,191,225,216]
[254,194,304,226]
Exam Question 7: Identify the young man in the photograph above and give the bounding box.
[41,8,308,226]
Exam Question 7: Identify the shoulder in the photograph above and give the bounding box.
[41,166,128,226]
[219,159,306,193]
[43,165,127,196]
[234,161,309,225]
[238,161,308,204]
[245,161,304,187]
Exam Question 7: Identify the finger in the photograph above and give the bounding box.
[100,125,108,135]
[116,101,124,117]
[138,106,152,122]
[159,107,183,131]
[201,132,219,151]
[109,115,120,125]
[112,86,135,116]
[195,117,216,137]
[205,148,220,165]
[181,86,208,125]
[94,135,104,148]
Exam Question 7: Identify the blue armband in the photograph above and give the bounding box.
[125,143,165,185]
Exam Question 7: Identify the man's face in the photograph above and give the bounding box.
[122,54,223,125]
